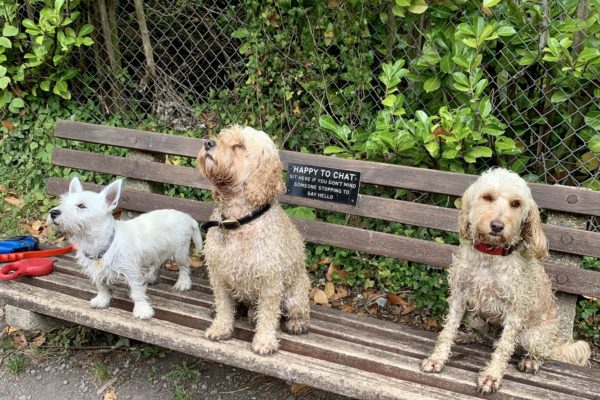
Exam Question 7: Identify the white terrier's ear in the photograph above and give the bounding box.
[69,177,83,194]
[101,179,122,211]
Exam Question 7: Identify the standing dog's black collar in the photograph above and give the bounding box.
[84,229,116,260]
[202,203,272,232]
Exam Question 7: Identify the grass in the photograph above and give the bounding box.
[1,337,15,351]
[167,361,200,382]
[91,362,112,382]
[5,353,26,375]
[173,385,192,400]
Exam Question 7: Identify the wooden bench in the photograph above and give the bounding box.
[1,119,599,400]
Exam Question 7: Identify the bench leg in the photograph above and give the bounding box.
[3,304,73,332]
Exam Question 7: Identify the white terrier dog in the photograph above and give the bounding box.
[48,177,202,319]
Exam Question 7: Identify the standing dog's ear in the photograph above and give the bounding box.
[101,179,123,211]
[458,184,475,241]
[522,201,548,259]
[244,151,285,208]
[69,177,83,194]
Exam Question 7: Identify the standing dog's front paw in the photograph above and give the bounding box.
[251,334,279,355]
[132,302,155,320]
[173,276,192,292]
[283,318,309,335]
[421,356,446,373]
[89,295,111,309]
[205,323,233,341]
[477,369,503,394]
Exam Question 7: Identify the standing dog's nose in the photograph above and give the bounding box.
[50,209,61,220]
[490,220,504,233]
[204,139,216,151]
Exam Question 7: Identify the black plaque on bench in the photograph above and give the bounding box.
[285,163,361,206]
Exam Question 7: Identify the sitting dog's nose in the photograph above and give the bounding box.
[50,209,61,220]
[490,220,504,233]
[204,139,216,151]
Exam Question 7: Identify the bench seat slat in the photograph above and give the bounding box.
[50,259,600,390]
[51,148,600,258]
[46,178,600,298]
[54,120,600,216]
[11,268,595,400]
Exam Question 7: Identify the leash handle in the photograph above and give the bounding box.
[0,244,76,262]
[0,258,54,281]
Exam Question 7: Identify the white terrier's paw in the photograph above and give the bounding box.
[251,334,279,355]
[205,323,233,341]
[89,295,111,309]
[421,356,446,373]
[518,358,542,374]
[477,369,503,394]
[132,302,155,320]
[173,276,192,292]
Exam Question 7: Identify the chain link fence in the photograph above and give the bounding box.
[65,0,598,230]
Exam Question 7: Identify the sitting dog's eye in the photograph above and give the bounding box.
[482,195,493,202]
[232,143,245,150]
[511,200,521,208]
[77,203,87,209]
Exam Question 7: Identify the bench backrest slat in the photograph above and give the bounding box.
[52,147,600,258]
[46,177,600,299]
[55,120,600,216]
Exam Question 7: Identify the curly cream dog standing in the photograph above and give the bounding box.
[421,168,590,394]
[196,126,311,355]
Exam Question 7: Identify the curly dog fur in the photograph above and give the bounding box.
[196,125,311,355]
[421,168,590,394]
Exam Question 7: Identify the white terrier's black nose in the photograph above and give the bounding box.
[490,220,504,233]
[204,139,216,151]
[50,209,61,220]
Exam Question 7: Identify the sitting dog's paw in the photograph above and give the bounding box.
[205,324,233,341]
[89,295,111,309]
[173,276,192,292]
[132,302,155,320]
[251,334,279,355]
[477,369,503,394]
[421,357,445,373]
[283,318,309,335]
[518,358,542,374]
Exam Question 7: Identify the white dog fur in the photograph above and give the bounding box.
[49,177,202,319]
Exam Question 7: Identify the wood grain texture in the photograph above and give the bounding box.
[54,120,600,216]
[46,178,600,298]
[51,148,600,258]
[8,269,594,400]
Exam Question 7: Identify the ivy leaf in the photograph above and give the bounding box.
[382,94,397,107]
[232,28,249,39]
[589,135,600,153]
[407,0,428,14]
[584,111,600,130]
[22,19,37,30]
[0,76,10,90]
[78,24,94,37]
[478,97,492,118]
[466,146,492,161]
[395,0,411,6]
[319,115,340,134]
[483,0,503,7]
[550,91,570,103]
[40,80,51,91]
[323,146,347,154]
[423,76,441,93]
[8,97,24,113]
[0,37,12,48]
[425,140,439,157]
[2,24,18,37]
[495,25,516,37]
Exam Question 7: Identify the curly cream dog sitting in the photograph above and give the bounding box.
[421,168,590,394]
[196,125,311,355]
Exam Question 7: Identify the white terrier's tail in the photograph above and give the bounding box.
[191,221,203,254]
[551,340,591,366]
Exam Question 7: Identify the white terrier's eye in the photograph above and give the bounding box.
[77,203,87,209]
[482,194,493,202]
[511,200,521,208]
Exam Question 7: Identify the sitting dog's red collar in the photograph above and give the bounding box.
[474,242,514,256]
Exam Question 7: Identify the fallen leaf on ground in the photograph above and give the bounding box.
[165,262,179,271]
[340,304,354,313]
[4,326,20,334]
[12,332,28,349]
[103,388,117,400]
[291,382,312,396]
[312,289,329,305]
[27,220,50,238]
[189,255,202,268]
[366,304,378,315]
[387,293,409,306]
[426,318,438,329]
[324,282,335,300]
[325,262,339,281]
[31,333,46,348]
[401,303,416,315]
[1,120,15,130]
[333,287,348,300]
[4,196,24,208]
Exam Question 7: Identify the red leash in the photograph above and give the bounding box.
[0,244,77,281]
[0,244,76,262]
